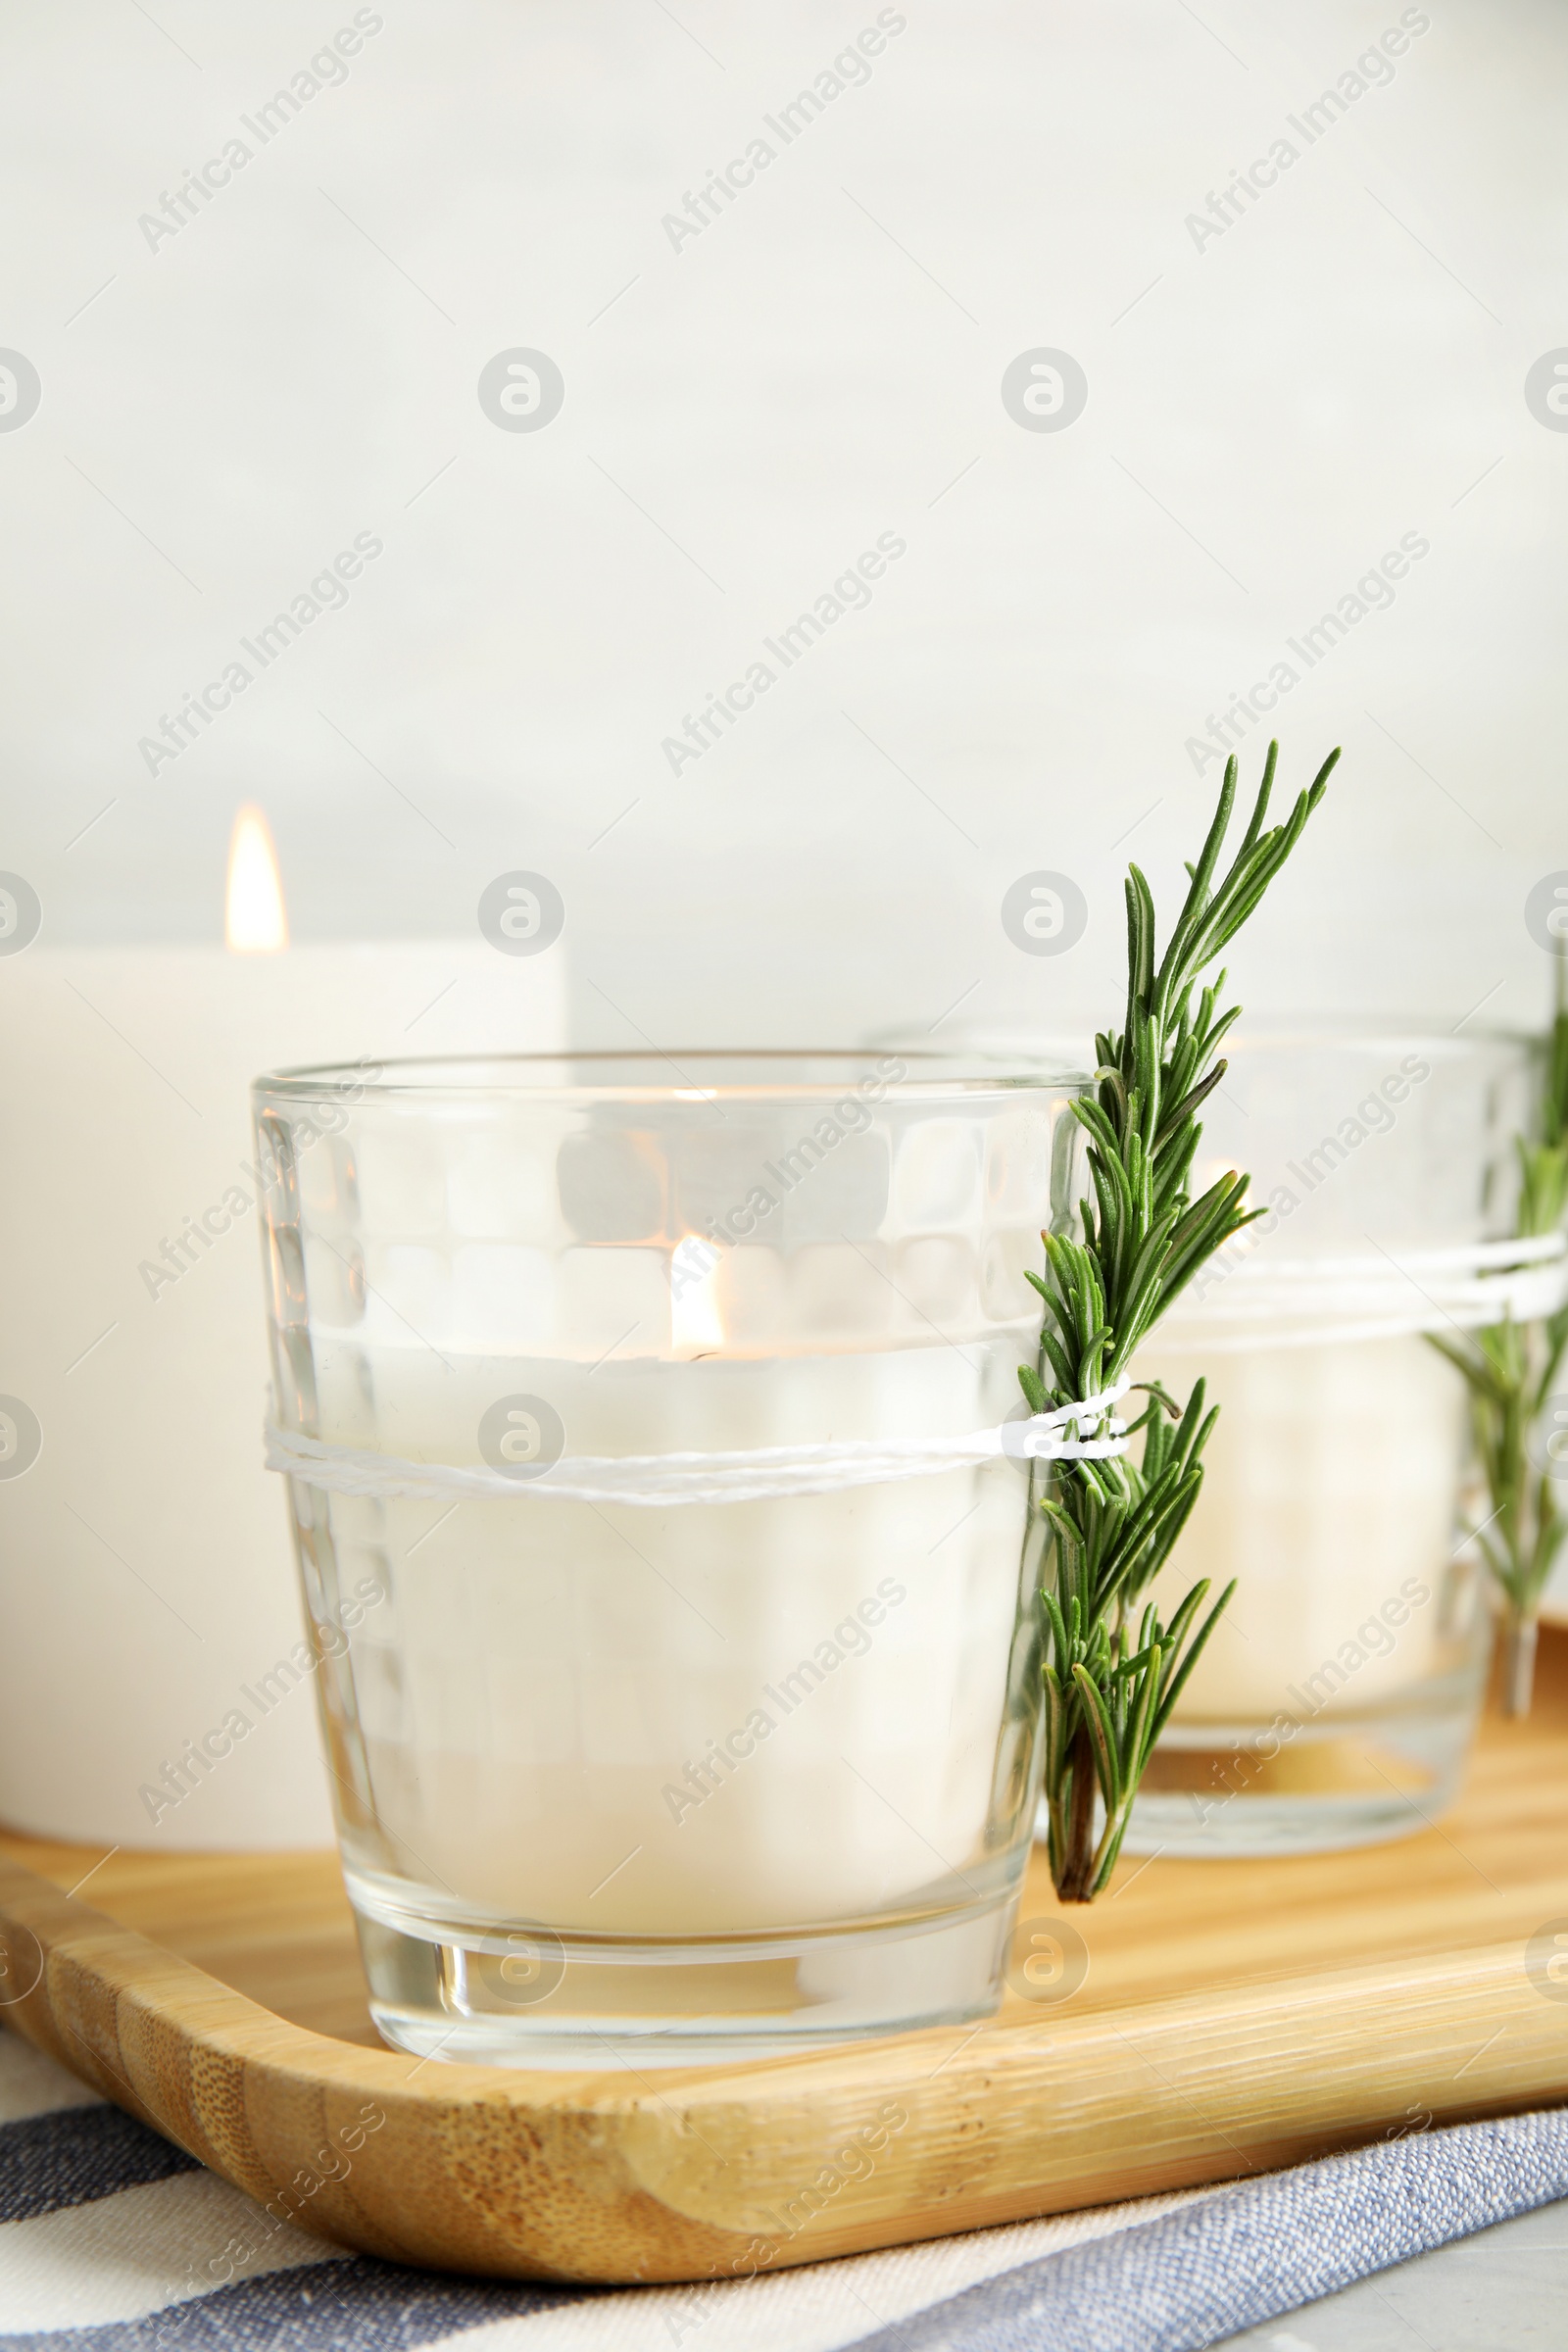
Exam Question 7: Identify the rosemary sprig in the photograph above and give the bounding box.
[1025,739,1338,1901]
[1427,948,1568,1716]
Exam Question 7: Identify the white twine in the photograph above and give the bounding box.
[264,1379,1132,1508]
[1156,1231,1568,1354]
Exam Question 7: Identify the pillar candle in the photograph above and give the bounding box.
[0,816,566,1847]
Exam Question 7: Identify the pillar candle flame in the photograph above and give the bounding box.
[225,806,288,954]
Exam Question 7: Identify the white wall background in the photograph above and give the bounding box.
[2,0,1564,1034]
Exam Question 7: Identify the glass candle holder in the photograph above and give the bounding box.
[253,1052,1086,2064]
[1121,1030,1533,1856]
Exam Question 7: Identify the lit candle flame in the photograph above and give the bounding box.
[225,806,288,954]
[670,1235,724,1354]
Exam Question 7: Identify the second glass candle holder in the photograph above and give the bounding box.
[1124,1029,1532,1855]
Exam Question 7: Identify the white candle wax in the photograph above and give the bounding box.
[0,941,565,1848]
[315,1337,1031,1935]
[1139,1336,1463,1719]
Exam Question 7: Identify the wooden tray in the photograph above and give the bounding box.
[4,1635,1568,2285]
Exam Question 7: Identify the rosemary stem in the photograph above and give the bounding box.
[1500,1609,1539,1719]
[1027,742,1337,1903]
[1059,1722,1099,1904]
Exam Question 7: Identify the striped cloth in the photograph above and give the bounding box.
[2,2026,1564,2351]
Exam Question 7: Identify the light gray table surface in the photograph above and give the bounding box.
[1217,2196,1568,2349]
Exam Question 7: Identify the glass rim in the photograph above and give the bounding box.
[1211,1021,1538,1060]
[1207,1026,1536,1065]
[251,1047,1094,1105]
[875,1018,1536,1064]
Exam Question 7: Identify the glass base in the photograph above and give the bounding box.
[349,1875,1019,2067]
[1117,1653,1487,1859]
[1119,1734,1467,1857]
[1033,1644,1490,1861]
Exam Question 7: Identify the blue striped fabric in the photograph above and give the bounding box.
[0,2259,583,2352]
[836,2109,1568,2352]
[1,2027,1564,2351]
[0,2108,198,2226]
